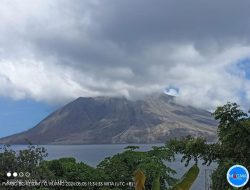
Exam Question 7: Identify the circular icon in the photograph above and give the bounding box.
[227,165,249,188]
[6,172,12,177]
[13,172,18,177]
[19,172,24,177]
[25,172,30,177]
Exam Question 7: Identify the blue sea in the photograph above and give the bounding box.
[3,144,216,190]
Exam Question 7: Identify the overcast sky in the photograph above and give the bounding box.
[1,0,250,112]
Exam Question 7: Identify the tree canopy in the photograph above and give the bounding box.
[166,102,250,190]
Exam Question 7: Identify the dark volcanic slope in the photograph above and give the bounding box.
[0,94,217,144]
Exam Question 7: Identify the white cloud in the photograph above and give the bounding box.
[0,0,250,110]
[0,59,87,103]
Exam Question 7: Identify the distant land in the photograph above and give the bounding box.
[0,93,217,144]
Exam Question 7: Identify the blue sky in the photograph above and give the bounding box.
[0,98,58,138]
[237,58,250,80]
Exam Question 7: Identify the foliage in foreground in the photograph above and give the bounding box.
[0,145,179,190]
[166,102,250,190]
[170,164,199,190]
[97,145,178,189]
[0,145,51,184]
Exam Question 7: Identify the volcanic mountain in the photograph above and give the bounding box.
[0,93,217,144]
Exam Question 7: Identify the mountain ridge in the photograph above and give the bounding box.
[0,93,217,144]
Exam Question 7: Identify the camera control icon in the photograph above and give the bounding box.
[19,172,24,177]
[6,172,12,177]
[25,172,30,177]
[13,172,18,177]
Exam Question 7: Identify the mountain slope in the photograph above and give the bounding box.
[0,94,217,144]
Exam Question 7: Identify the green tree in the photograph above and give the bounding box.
[0,145,50,190]
[43,157,106,190]
[97,146,177,190]
[166,102,250,190]
[211,103,250,190]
